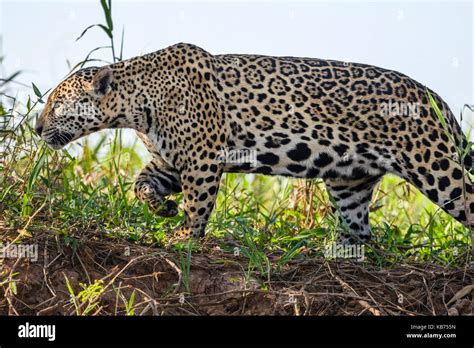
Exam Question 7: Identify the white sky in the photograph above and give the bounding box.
[1,0,473,128]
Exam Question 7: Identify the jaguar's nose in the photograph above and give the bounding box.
[35,124,44,137]
[35,118,44,137]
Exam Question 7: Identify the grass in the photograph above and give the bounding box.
[0,1,472,292]
[0,108,471,268]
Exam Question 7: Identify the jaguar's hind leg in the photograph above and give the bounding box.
[396,151,474,229]
[134,158,182,217]
[324,175,383,244]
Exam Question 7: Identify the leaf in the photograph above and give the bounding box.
[119,27,125,61]
[82,302,99,316]
[461,141,473,161]
[98,24,113,39]
[69,46,111,71]
[427,90,446,129]
[69,58,110,73]
[32,83,42,99]
[427,89,454,144]
[447,284,474,305]
[21,192,30,216]
[27,146,47,192]
[101,0,113,31]
[64,275,75,296]
[127,290,136,315]
[10,280,17,295]
[0,184,14,202]
[0,71,21,87]
[76,24,110,41]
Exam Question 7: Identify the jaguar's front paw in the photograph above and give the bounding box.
[156,200,179,217]
[172,224,206,240]
[171,227,192,241]
[337,232,372,245]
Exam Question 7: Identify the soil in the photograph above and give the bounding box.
[0,229,472,316]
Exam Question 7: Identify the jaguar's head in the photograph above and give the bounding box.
[35,67,114,149]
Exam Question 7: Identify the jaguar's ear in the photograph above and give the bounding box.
[87,67,114,98]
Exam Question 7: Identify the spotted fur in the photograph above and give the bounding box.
[36,43,474,242]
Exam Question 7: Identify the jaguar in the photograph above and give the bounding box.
[35,43,474,243]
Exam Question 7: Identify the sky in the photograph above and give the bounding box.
[0,0,473,130]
